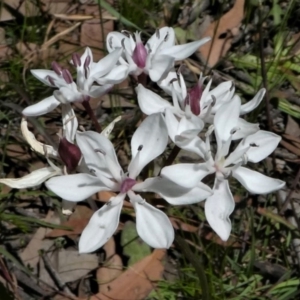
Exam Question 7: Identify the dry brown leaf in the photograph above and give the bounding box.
[170,217,199,232]
[20,211,58,269]
[280,140,300,157]
[85,249,165,300]
[285,115,300,137]
[199,0,245,67]
[80,5,113,61]
[101,96,137,109]
[97,191,133,208]
[46,218,89,238]
[97,254,123,294]
[39,249,98,286]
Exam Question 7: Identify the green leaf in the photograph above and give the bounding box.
[121,221,151,266]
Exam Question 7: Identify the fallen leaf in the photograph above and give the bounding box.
[199,0,245,67]
[39,249,98,287]
[96,254,123,294]
[285,115,300,137]
[46,218,89,238]
[20,211,58,269]
[85,249,165,300]
[170,217,199,232]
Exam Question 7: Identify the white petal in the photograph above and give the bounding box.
[136,84,172,115]
[146,27,175,53]
[106,32,132,53]
[31,69,62,87]
[91,48,123,78]
[79,194,124,253]
[98,65,129,85]
[62,104,78,142]
[46,174,107,202]
[160,37,210,60]
[214,94,241,143]
[134,177,212,205]
[130,193,174,248]
[0,167,61,189]
[233,130,281,163]
[22,96,60,116]
[89,84,113,98]
[232,118,259,140]
[157,69,177,96]
[209,81,234,113]
[76,131,122,181]
[148,55,174,82]
[177,115,204,138]
[161,163,210,188]
[128,113,168,178]
[205,179,234,241]
[232,167,285,194]
[240,88,265,115]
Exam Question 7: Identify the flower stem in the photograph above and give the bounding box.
[82,101,102,133]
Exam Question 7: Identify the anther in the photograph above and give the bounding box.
[156,29,160,39]
[72,53,81,67]
[62,69,73,84]
[211,95,216,106]
[138,145,143,151]
[250,143,258,147]
[164,31,169,42]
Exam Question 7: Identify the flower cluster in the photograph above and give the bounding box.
[0,27,285,253]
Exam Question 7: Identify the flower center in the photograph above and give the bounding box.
[120,177,137,193]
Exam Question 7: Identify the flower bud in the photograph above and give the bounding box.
[58,138,82,173]
[186,82,203,116]
[132,32,147,68]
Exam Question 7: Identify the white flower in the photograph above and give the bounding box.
[46,113,212,252]
[23,48,124,116]
[160,97,285,241]
[106,27,210,82]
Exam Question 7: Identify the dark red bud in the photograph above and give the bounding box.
[120,178,137,193]
[187,83,203,116]
[58,138,82,173]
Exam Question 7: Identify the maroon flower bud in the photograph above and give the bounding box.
[186,82,203,116]
[132,32,147,68]
[58,138,82,173]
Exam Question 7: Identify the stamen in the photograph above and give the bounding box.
[121,38,126,50]
[156,29,160,39]
[72,53,81,67]
[164,31,169,42]
[62,69,73,84]
[211,95,216,106]
[51,61,62,75]
[250,143,258,147]
[121,30,131,37]
[47,75,56,86]
[230,81,235,92]
[108,36,113,48]
[138,145,143,151]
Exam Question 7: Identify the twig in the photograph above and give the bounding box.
[175,234,210,300]
[82,101,102,133]
[39,250,75,298]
